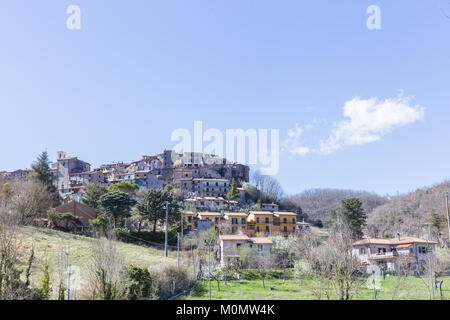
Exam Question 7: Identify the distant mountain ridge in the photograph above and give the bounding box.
[288,188,388,224]
[367,180,450,239]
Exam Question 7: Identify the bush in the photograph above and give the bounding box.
[122,265,156,300]
[154,265,193,299]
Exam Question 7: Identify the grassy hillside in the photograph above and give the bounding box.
[367,180,450,238]
[182,276,450,300]
[18,227,178,297]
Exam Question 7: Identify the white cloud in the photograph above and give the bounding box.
[283,124,311,156]
[283,94,425,156]
[319,95,425,154]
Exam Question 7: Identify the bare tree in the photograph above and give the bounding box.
[7,180,54,225]
[302,212,362,300]
[251,171,284,202]
[89,229,125,300]
[390,255,413,300]
[424,250,450,299]
[253,255,274,289]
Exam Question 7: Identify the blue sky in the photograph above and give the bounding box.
[1,1,450,196]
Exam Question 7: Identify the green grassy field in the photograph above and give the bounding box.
[182,273,450,300]
[18,226,178,291]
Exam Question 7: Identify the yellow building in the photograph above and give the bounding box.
[223,212,248,234]
[197,212,223,231]
[183,211,195,234]
[273,212,297,236]
[247,211,274,236]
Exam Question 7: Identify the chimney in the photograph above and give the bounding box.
[397,232,401,241]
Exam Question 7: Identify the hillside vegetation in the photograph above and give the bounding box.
[289,189,387,224]
[18,227,178,298]
[367,180,450,239]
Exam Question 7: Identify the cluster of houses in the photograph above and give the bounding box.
[1,150,439,274]
[0,150,249,202]
[183,204,310,237]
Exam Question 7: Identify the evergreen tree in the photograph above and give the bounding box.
[98,191,137,228]
[30,151,53,187]
[228,178,239,200]
[30,151,59,205]
[339,198,367,239]
[136,186,180,232]
[107,181,139,197]
[82,183,107,210]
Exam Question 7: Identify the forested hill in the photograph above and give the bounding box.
[288,189,387,224]
[367,180,450,239]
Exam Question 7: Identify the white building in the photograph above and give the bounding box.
[352,236,439,274]
[219,235,272,267]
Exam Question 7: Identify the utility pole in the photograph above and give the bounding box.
[205,239,213,300]
[165,201,169,258]
[177,232,180,267]
[208,241,211,301]
[427,223,435,300]
[445,192,450,244]
[67,264,72,300]
[181,212,184,238]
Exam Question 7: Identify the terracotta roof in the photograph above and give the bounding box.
[219,235,249,241]
[55,201,97,225]
[197,212,222,217]
[249,237,272,245]
[274,212,297,216]
[224,212,248,217]
[353,237,439,246]
[249,211,274,215]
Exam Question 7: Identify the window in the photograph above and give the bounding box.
[265,217,269,223]
[241,218,246,224]
[418,247,427,254]
[284,226,287,232]
[232,218,238,224]
[292,218,295,224]
[378,248,386,254]
[359,248,367,255]
[266,227,269,232]
[256,217,260,223]
[283,218,287,224]
[257,226,260,232]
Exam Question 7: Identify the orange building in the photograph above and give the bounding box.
[223,212,248,234]
[273,212,297,236]
[247,211,275,236]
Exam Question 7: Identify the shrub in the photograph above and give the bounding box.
[154,265,193,299]
[122,265,156,300]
